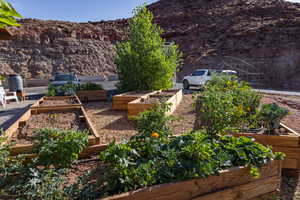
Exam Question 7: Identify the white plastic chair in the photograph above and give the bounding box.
[0,87,18,108]
[0,87,5,108]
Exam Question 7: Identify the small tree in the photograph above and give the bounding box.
[0,0,23,28]
[115,5,182,92]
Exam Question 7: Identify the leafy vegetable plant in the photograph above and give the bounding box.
[196,74,262,136]
[260,103,289,134]
[99,131,283,197]
[131,103,175,138]
[33,128,89,168]
[77,82,103,91]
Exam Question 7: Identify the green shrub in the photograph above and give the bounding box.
[115,5,182,92]
[77,82,103,91]
[0,136,68,200]
[99,131,283,197]
[46,84,57,96]
[260,103,289,133]
[33,128,89,168]
[131,103,175,138]
[46,84,77,96]
[197,74,262,136]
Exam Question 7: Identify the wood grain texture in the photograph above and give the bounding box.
[76,90,107,102]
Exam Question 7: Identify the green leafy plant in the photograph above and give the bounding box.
[33,128,89,168]
[115,5,182,92]
[98,130,283,197]
[0,136,68,200]
[46,84,77,96]
[0,0,23,28]
[77,82,103,91]
[259,103,289,134]
[131,103,175,138]
[0,75,5,81]
[196,74,262,136]
[47,84,57,96]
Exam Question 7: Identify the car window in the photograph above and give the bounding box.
[54,75,74,81]
[192,71,205,76]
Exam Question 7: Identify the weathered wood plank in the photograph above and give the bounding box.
[193,176,279,200]
[76,90,107,102]
[234,133,299,147]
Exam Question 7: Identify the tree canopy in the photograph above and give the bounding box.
[115,5,182,91]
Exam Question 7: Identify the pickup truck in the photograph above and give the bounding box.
[182,69,237,89]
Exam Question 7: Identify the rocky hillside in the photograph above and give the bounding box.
[0,19,128,79]
[149,0,300,90]
[1,0,300,90]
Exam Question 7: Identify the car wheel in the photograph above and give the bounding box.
[183,80,190,90]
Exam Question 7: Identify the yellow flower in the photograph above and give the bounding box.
[151,132,160,138]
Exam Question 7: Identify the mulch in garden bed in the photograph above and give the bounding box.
[40,98,78,106]
[84,101,138,144]
[10,111,90,145]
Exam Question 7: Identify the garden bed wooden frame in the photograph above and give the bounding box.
[234,123,300,170]
[99,160,281,200]
[112,91,157,110]
[76,90,107,102]
[127,89,183,118]
[31,95,82,109]
[4,106,100,155]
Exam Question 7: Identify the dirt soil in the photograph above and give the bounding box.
[140,95,171,104]
[84,101,138,144]
[40,98,79,106]
[11,111,89,144]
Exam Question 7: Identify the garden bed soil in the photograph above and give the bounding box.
[84,101,138,144]
[31,96,82,109]
[40,99,78,106]
[10,111,89,145]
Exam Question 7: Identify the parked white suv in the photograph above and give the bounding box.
[182,69,237,89]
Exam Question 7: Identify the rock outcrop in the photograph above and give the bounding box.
[149,0,300,90]
[0,19,128,79]
[1,0,300,90]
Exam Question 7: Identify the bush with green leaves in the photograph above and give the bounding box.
[115,5,182,92]
[260,103,289,134]
[77,82,103,91]
[46,84,77,96]
[196,74,262,135]
[33,128,89,168]
[131,103,175,138]
[98,130,284,197]
[0,136,68,200]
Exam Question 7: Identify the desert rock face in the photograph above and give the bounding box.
[149,0,300,90]
[1,0,300,90]
[0,19,128,79]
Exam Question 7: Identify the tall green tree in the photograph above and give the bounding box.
[115,5,182,92]
[0,0,23,28]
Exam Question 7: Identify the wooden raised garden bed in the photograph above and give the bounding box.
[76,90,107,102]
[234,123,300,170]
[4,106,100,155]
[112,91,156,110]
[100,160,281,200]
[31,95,82,109]
[127,89,183,118]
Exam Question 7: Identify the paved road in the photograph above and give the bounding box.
[25,81,300,96]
